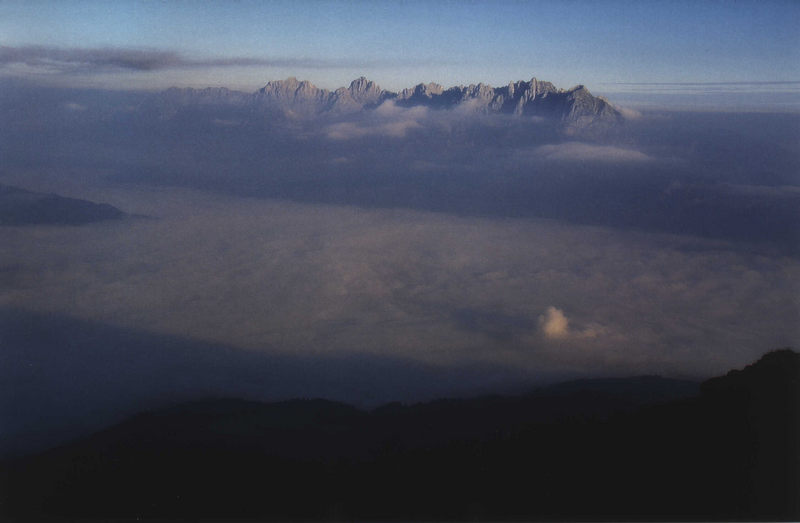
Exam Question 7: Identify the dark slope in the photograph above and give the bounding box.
[0,308,538,459]
[2,350,796,520]
[0,184,124,225]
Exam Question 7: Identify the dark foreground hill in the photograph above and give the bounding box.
[1,350,797,521]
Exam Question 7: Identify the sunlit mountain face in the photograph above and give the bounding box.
[1,1,798,520]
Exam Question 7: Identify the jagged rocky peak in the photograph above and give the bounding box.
[531,77,558,95]
[345,76,384,104]
[259,77,323,99]
[419,82,445,96]
[252,77,334,116]
[326,77,387,113]
[400,82,445,100]
[465,83,495,98]
[348,76,380,95]
[562,85,623,126]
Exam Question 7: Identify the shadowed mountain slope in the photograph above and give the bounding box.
[0,308,542,459]
[2,350,796,521]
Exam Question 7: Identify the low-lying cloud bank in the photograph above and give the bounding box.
[325,102,429,139]
[1,189,796,381]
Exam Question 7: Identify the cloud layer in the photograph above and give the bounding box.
[1,186,796,380]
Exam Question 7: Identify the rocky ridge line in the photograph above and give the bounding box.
[153,76,623,128]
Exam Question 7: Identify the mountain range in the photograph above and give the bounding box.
[148,76,623,128]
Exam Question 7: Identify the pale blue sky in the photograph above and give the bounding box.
[1,0,798,106]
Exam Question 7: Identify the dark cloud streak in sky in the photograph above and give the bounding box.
[0,45,421,75]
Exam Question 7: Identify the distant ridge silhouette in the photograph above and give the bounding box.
[0,184,124,225]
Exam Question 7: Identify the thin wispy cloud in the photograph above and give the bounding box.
[607,81,800,87]
[526,142,653,163]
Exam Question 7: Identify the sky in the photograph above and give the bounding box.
[1,0,799,108]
